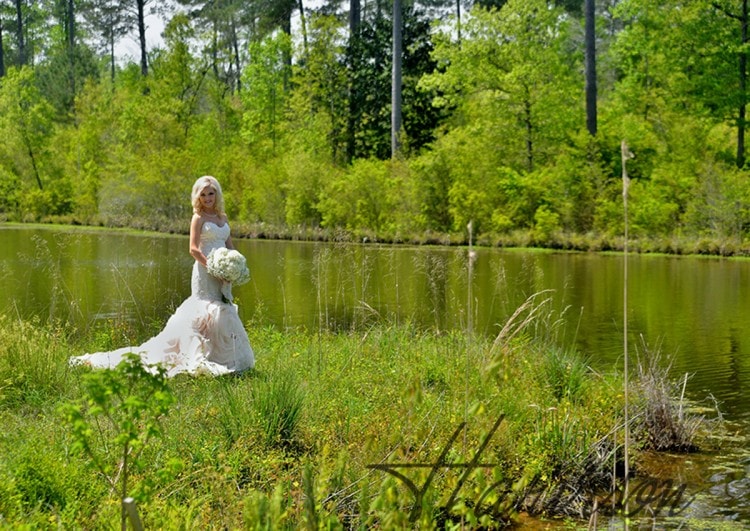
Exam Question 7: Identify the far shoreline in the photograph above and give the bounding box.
[4,218,750,259]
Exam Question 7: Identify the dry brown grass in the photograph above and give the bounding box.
[634,343,703,452]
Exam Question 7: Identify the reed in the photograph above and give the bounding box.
[633,343,702,452]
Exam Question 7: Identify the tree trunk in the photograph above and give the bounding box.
[298,0,308,59]
[137,0,148,77]
[524,89,533,171]
[391,0,403,157]
[231,17,241,93]
[109,32,116,87]
[350,0,360,34]
[584,0,597,136]
[0,22,5,77]
[282,12,292,85]
[346,0,361,162]
[67,0,75,49]
[211,22,219,81]
[456,0,461,46]
[738,0,747,168]
[21,128,43,190]
[67,0,77,105]
[15,0,25,66]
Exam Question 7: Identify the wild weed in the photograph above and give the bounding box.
[213,376,256,446]
[60,354,174,531]
[242,484,293,528]
[253,369,305,447]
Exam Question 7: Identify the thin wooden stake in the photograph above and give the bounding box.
[123,497,144,531]
[621,140,634,527]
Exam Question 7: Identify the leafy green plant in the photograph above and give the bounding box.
[533,205,561,243]
[60,354,174,531]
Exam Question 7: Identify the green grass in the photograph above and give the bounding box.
[0,314,723,529]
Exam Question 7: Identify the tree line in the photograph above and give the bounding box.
[1,0,750,249]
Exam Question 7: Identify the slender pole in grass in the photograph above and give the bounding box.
[621,140,634,522]
[465,220,474,453]
[123,498,143,531]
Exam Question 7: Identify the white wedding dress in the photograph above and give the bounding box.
[71,222,255,377]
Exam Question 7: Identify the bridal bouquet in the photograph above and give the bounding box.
[206,248,250,285]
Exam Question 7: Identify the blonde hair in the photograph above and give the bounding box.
[191,175,225,216]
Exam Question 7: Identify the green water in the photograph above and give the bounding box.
[2,224,749,525]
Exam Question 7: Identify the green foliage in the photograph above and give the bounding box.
[540,346,590,403]
[282,151,334,227]
[241,32,293,158]
[242,484,293,528]
[8,0,750,249]
[0,429,99,526]
[8,441,74,511]
[150,14,206,139]
[319,158,412,232]
[684,162,750,237]
[34,43,100,118]
[347,6,444,160]
[426,0,582,171]
[61,353,175,522]
[0,67,59,218]
[0,167,22,218]
[0,309,719,527]
[291,14,350,165]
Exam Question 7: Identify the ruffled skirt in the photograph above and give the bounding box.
[71,296,255,377]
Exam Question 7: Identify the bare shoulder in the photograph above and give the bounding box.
[190,214,205,233]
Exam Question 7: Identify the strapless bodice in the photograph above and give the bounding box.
[201,222,230,254]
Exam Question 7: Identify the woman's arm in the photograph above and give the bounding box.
[189,214,207,266]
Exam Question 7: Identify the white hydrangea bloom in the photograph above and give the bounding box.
[206,248,250,285]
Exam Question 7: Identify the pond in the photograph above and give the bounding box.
[2,224,748,525]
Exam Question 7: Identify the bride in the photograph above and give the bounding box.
[71,176,255,376]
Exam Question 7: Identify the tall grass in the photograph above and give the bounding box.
[253,369,305,447]
[0,315,75,407]
[541,345,591,403]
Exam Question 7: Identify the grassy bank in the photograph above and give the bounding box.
[0,306,716,528]
[12,215,750,258]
